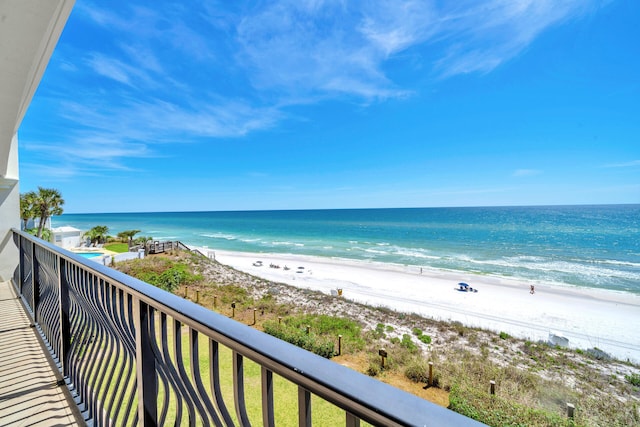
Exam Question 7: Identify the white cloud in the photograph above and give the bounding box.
[358,0,437,57]
[77,0,607,107]
[87,54,135,86]
[235,0,605,98]
[432,0,603,76]
[235,1,412,101]
[35,0,606,178]
[39,93,281,170]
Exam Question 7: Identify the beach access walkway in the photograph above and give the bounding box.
[0,281,83,426]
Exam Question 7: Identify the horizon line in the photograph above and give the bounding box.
[57,202,640,216]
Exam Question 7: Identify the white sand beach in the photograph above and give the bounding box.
[196,248,640,363]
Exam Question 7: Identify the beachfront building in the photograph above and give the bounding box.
[0,2,481,426]
[51,225,83,249]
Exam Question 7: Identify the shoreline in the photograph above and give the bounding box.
[191,246,640,363]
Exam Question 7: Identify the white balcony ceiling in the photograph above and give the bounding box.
[0,0,74,177]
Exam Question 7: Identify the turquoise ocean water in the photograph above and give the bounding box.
[53,205,640,294]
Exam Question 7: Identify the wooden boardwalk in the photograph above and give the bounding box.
[0,281,83,426]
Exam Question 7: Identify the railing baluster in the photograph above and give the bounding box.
[209,340,234,426]
[59,257,71,378]
[80,288,98,419]
[31,240,40,324]
[298,386,311,427]
[346,412,361,427]
[81,274,103,422]
[173,320,206,425]
[18,235,25,295]
[103,286,126,423]
[148,311,171,425]
[190,328,222,425]
[92,280,115,425]
[233,351,252,426]
[261,367,275,427]
[159,313,186,424]
[134,298,158,426]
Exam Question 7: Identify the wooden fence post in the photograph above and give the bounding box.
[379,349,387,368]
[567,403,575,419]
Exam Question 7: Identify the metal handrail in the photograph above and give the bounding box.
[11,229,484,426]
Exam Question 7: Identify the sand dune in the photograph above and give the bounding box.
[197,248,640,362]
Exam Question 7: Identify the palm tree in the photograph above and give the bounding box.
[117,230,141,248]
[33,187,64,238]
[20,191,37,230]
[86,225,109,245]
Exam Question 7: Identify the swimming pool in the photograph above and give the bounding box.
[74,252,104,259]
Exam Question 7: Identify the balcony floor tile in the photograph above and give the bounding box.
[0,281,83,426]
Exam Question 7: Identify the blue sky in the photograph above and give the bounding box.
[18,0,639,213]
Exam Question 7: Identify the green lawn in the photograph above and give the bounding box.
[95,313,369,425]
[162,323,370,426]
[105,243,129,253]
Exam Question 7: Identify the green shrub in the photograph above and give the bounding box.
[449,384,574,427]
[499,331,510,340]
[626,373,640,387]
[373,323,386,339]
[125,259,202,293]
[419,334,432,344]
[401,334,418,352]
[263,321,335,358]
[282,314,365,353]
[412,327,423,336]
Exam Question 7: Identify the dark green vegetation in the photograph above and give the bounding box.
[116,251,640,427]
[262,315,364,359]
[118,254,202,292]
[627,373,640,387]
[262,314,366,358]
[116,229,141,248]
[20,187,64,239]
[85,225,109,245]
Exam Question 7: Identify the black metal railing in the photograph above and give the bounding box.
[10,229,484,426]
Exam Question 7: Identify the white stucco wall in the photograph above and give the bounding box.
[0,1,75,281]
[51,227,82,249]
[0,134,20,281]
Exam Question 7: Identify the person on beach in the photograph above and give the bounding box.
[530,285,535,294]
